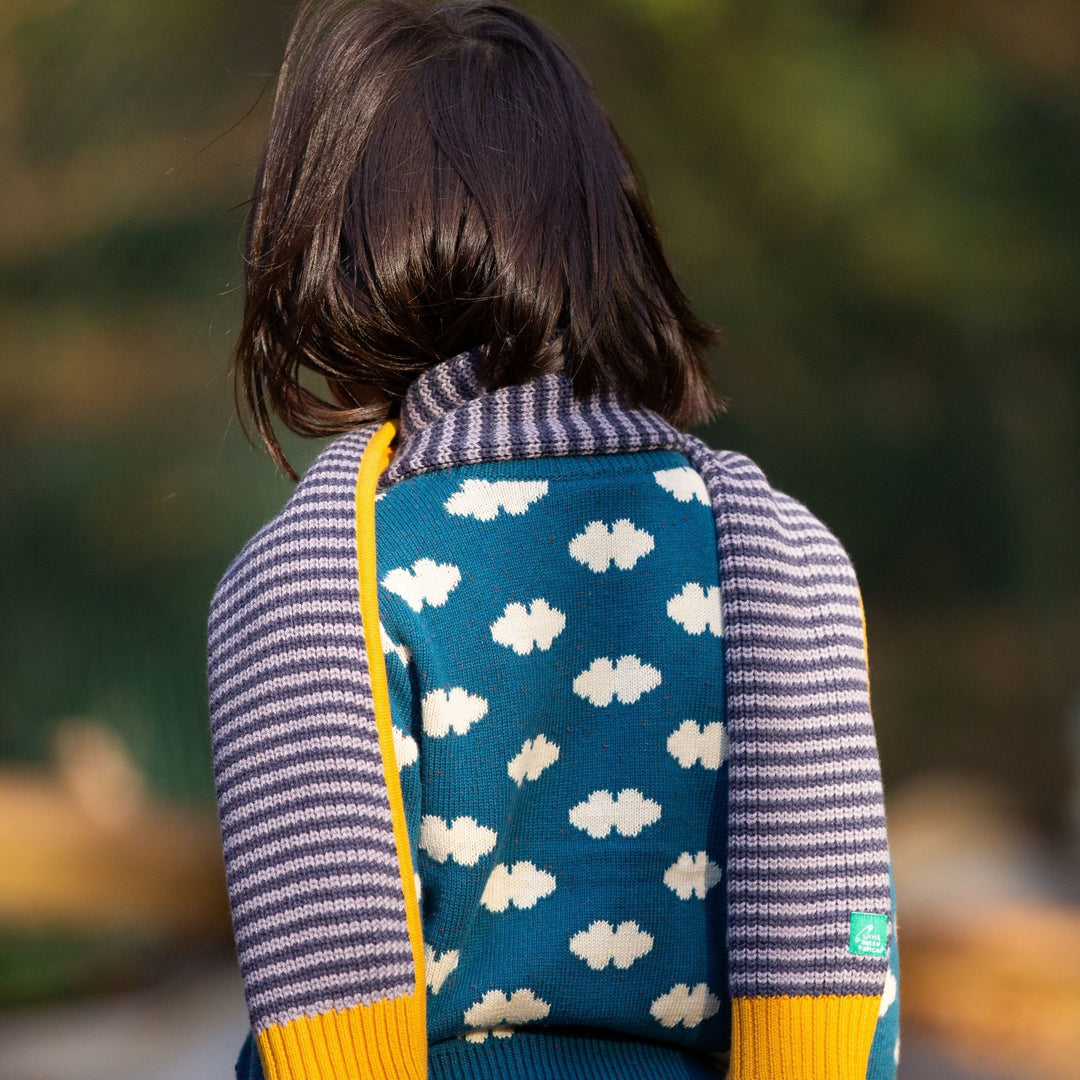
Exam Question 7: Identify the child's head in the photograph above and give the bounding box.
[236,0,719,473]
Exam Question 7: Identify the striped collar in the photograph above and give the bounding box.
[382,350,686,488]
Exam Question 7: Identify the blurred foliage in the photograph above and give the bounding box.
[0,0,1078,997]
[0,929,164,1007]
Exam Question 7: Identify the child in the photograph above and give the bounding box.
[208,2,900,1078]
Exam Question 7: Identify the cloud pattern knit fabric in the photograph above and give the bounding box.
[375,449,730,1060]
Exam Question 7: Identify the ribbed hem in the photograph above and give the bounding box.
[729,995,880,1080]
[429,1031,723,1080]
[256,993,427,1080]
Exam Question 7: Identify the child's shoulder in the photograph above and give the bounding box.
[681,432,854,559]
[209,426,378,624]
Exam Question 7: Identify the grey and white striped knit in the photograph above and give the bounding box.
[208,350,898,1080]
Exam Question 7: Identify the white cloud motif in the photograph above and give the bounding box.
[667,720,727,769]
[424,945,459,994]
[569,789,661,839]
[507,734,560,786]
[663,852,722,900]
[445,479,549,521]
[481,862,556,912]
[379,621,410,667]
[879,965,898,1017]
[421,687,489,737]
[650,983,721,1029]
[667,583,723,637]
[569,920,653,970]
[654,467,709,505]
[419,815,497,866]
[391,725,418,769]
[568,519,655,573]
[464,989,550,1029]
[573,655,661,707]
[381,558,461,612]
[490,599,565,655]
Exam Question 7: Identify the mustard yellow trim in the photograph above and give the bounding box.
[256,993,426,1080]
[354,420,427,1001]
[730,995,880,1080]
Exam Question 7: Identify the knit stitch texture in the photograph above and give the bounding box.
[210,351,900,1080]
[376,449,730,1053]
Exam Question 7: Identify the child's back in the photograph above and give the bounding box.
[377,377,729,1069]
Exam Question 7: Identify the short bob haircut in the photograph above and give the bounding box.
[236,0,721,476]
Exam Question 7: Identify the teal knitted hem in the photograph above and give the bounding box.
[429,1031,724,1079]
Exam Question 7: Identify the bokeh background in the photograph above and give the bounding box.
[1,1,1078,1077]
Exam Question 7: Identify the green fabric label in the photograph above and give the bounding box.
[848,912,889,957]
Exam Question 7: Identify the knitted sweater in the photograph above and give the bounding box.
[378,445,732,1073]
[209,352,900,1080]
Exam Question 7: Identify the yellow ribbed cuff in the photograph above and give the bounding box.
[256,993,427,1080]
[730,995,880,1080]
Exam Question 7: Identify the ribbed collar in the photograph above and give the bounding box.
[383,350,686,488]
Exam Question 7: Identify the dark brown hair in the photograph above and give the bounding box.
[236,0,721,475]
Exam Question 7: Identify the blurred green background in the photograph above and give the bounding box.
[1,0,1078,1076]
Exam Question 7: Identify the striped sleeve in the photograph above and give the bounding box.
[207,426,426,1080]
[681,437,897,1080]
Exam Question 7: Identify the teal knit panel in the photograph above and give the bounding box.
[429,1031,725,1079]
[375,449,730,1056]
